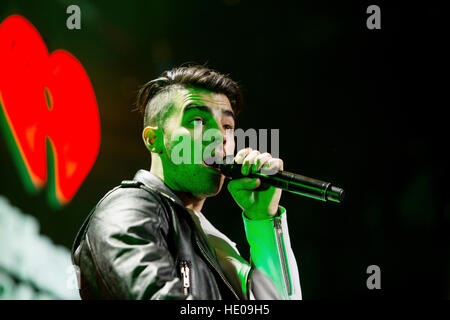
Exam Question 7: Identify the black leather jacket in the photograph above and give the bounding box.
[71,170,298,300]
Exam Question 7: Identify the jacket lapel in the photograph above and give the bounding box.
[133,169,240,299]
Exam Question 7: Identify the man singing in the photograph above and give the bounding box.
[71,65,302,300]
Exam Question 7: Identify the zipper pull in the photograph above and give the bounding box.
[180,260,190,295]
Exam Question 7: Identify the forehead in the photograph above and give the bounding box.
[173,86,232,113]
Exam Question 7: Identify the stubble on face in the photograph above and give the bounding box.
[158,86,235,198]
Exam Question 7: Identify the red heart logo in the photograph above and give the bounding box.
[0,15,100,206]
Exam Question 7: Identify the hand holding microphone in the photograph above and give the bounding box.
[209,148,345,220]
[223,148,285,220]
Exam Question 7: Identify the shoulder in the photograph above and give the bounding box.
[98,180,163,208]
[87,180,169,237]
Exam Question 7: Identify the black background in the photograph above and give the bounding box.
[0,0,448,299]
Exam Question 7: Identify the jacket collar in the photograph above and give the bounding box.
[134,170,219,264]
[133,169,185,207]
[134,169,241,298]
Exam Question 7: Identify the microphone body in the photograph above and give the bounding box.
[213,161,345,203]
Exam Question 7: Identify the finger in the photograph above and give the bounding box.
[264,158,283,171]
[234,147,253,164]
[242,150,260,175]
[228,177,261,192]
[254,152,271,172]
[261,158,284,175]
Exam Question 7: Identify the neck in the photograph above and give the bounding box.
[173,192,206,212]
[149,154,206,213]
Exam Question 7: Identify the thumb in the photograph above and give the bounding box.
[228,177,261,192]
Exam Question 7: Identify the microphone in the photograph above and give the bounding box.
[210,156,345,203]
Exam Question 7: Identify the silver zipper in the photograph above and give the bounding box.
[184,209,239,299]
[180,260,190,296]
[274,217,292,296]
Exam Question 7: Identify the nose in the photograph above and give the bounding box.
[207,126,230,159]
[216,125,235,159]
[213,134,225,160]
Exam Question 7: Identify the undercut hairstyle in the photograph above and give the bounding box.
[136,65,243,128]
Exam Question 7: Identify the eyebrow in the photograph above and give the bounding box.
[184,104,235,121]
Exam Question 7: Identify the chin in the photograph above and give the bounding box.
[197,173,225,198]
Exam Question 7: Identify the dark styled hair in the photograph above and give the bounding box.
[136,65,243,127]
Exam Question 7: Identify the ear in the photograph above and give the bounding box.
[142,126,163,154]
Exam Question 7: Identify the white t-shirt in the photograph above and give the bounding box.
[186,208,302,300]
[187,208,251,299]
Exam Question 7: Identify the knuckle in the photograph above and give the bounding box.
[237,148,249,155]
[248,150,260,159]
[234,157,243,164]
[258,153,271,162]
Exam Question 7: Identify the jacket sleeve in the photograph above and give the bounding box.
[80,187,189,300]
[243,206,302,300]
